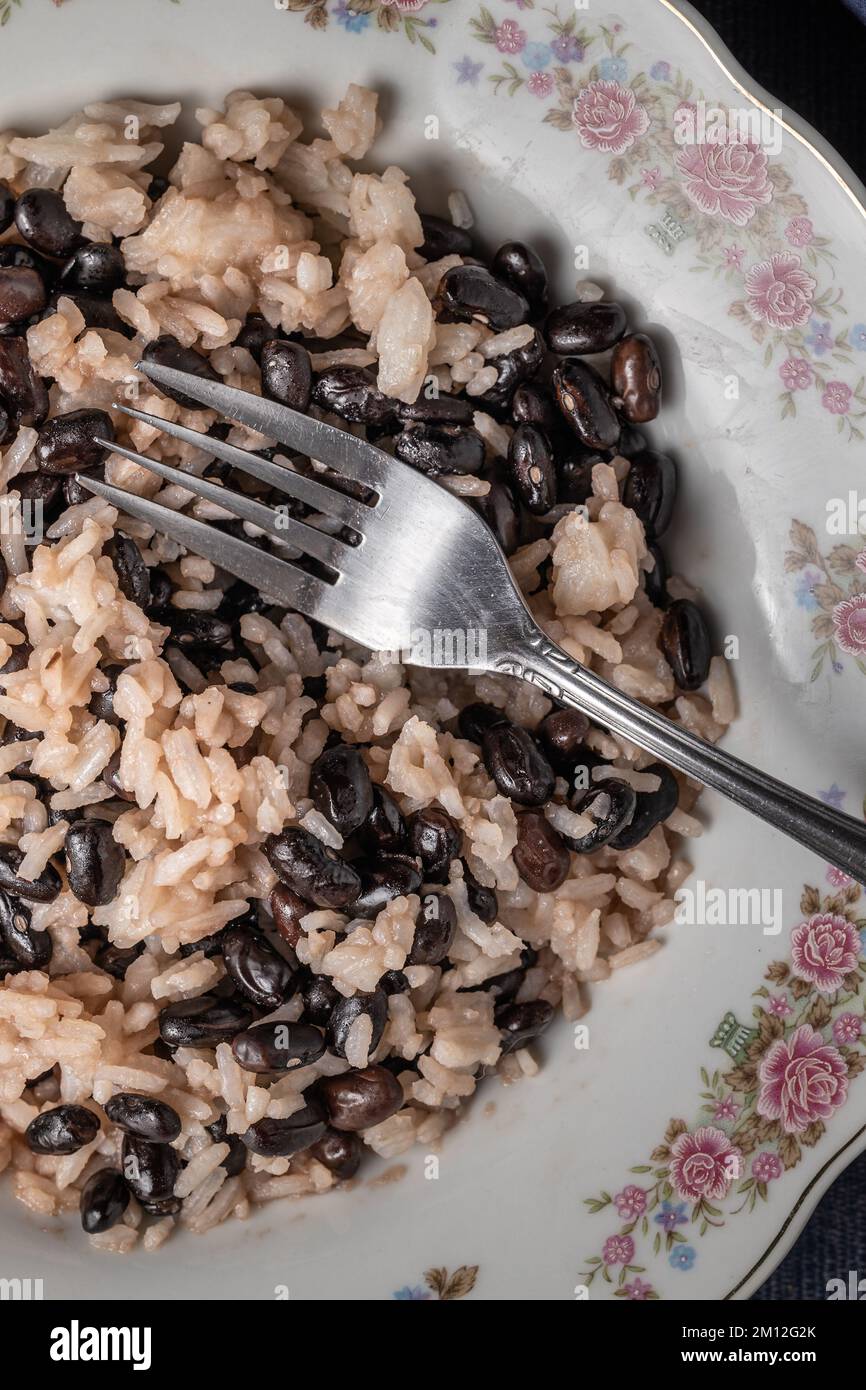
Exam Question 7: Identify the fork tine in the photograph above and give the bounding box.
[77,474,339,626]
[114,404,370,529]
[98,441,351,570]
[136,362,389,489]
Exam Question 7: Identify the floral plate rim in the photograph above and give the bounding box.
[663,0,866,1300]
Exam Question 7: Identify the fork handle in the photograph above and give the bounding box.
[498,630,866,883]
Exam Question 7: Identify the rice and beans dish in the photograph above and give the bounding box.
[0,86,735,1251]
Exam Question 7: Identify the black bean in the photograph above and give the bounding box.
[269,883,308,949]
[261,340,312,412]
[0,954,23,978]
[0,337,48,431]
[80,1168,129,1234]
[221,924,296,1011]
[301,971,340,1028]
[659,599,712,692]
[95,939,144,980]
[26,1104,99,1155]
[419,213,473,263]
[65,820,125,907]
[142,1195,184,1216]
[622,449,676,540]
[396,393,474,426]
[63,468,104,508]
[110,535,150,608]
[104,1094,181,1143]
[309,1127,362,1181]
[319,1065,403,1132]
[15,474,59,518]
[511,382,558,434]
[0,182,14,235]
[35,408,114,475]
[457,702,507,745]
[158,994,253,1048]
[0,845,61,902]
[476,965,524,1005]
[59,242,126,295]
[537,709,591,774]
[233,1020,325,1074]
[242,1101,327,1157]
[565,779,637,853]
[0,266,47,327]
[359,784,407,857]
[47,288,130,336]
[476,330,544,411]
[0,890,51,968]
[611,333,662,424]
[557,452,596,505]
[234,314,283,362]
[482,722,555,807]
[513,811,570,892]
[462,861,498,924]
[409,891,457,965]
[178,925,230,959]
[121,1134,179,1203]
[264,827,361,909]
[380,969,410,995]
[544,300,627,356]
[0,637,31,676]
[312,365,395,426]
[474,477,520,556]
[395,422,484,477]
[168,611,232,648]
[609,763,679,850]
[350,859,422,919]
[146,566,173,613]
[141,335,219,408]
[408,806,462,883]
[327,989,388,1060]
[88,667,122,727]
[553,358,621,451]
[644,543,669,610]
[495,999,554,1055]
[491,242,548,320]
[102,750,135,803]
[507,423,557,515]
[436,264,529,332]
[205,1114,247,1176]
[15,189,82,258]
[309,743,374,839]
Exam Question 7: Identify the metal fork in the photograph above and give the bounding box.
[80,359,866,882]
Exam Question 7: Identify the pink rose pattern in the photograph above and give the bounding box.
[581,880,865,1296]
[757,1025,849,1134]
[495,19,525,54]
[669,1126,743,1201]
[791,913,861,993]
[744,253,817,330]
[463,11,863,438]
[833,594,866,656]
[823,381,852,416]
[675,140,774,227]
[779,358,813,392]
[572,79,650,155]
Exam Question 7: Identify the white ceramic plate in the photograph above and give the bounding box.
[2,0,865,1302]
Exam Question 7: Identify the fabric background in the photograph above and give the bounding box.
[686,0,866,1302]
